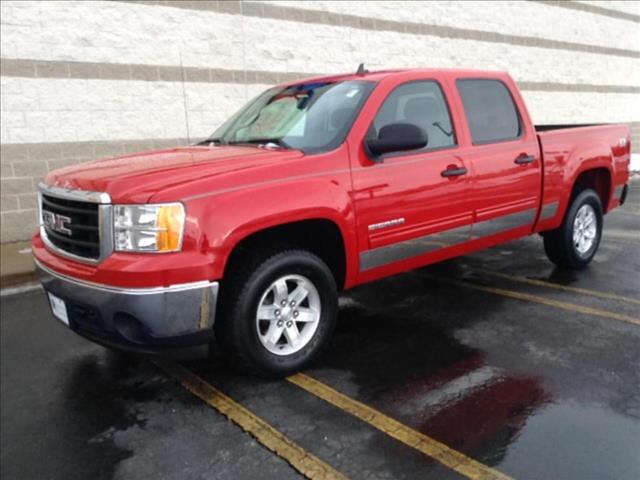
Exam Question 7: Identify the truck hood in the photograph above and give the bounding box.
[45,146,305,203]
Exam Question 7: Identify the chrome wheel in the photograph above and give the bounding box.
[573,204,597,256]
[255,274,321,356]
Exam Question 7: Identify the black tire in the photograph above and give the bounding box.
[543,189,603,269]
[215,249,338,377]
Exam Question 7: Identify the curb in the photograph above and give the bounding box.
[1,271,38,289]
[0,241,36,291]
[0,282,42,298]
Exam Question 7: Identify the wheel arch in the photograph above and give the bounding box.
[570,166,613,213]
[560,139,615,217]
[222,215,352,291]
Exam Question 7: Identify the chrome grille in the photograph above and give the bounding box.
[41,194,100,259]
[38,183,113,264]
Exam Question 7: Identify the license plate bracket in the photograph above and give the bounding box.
[48,292,69,326]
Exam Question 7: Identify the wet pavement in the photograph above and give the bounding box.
[2,182,639,480]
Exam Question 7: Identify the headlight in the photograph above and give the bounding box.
[114,203,185,252]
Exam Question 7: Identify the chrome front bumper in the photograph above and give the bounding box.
[36,260,219,351]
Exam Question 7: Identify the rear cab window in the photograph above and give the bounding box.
[456,79,522,144]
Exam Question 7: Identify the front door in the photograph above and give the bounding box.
[350,79,473,281]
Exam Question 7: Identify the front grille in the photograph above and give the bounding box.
[41,194,101,259]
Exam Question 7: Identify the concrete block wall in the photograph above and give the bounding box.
[1,0,639,242]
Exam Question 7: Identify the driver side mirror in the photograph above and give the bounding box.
[365,123,428,162]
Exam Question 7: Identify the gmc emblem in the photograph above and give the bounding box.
[43,210,72,235]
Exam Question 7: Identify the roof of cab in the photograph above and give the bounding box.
[280,68,509,86]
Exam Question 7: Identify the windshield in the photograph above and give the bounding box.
[208,80,375,153]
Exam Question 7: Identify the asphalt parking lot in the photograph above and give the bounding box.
[2,183,639,480]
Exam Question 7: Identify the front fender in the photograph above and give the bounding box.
[185,171,358,286]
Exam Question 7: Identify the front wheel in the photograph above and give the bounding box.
[215,250,338,377]
[543,189,603,269]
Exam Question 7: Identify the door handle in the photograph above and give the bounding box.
[514,154,536,165]
[441,166,468,178]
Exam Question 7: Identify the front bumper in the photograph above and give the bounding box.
[36,259,219,352]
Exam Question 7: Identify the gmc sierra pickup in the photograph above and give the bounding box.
[33,68,631,376]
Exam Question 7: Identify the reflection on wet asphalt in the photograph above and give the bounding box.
[2,184,639,479]
[308,272,639,479]
[0,295,301,480]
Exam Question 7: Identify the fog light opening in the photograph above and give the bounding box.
[114,313,148,344]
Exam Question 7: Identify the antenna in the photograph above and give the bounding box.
[356,63,369,76]
[179,52,192,144]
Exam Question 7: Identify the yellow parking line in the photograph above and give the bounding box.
[156,361,348,480]
[288,373,512,480]
[613,209,640,217]
[431,276,640,327]
[482,270,640,306]
[605,237,640,246]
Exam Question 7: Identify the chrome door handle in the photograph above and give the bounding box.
[514,154,536,165]
[441,167,468,178]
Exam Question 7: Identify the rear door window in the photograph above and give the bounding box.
[456,79,522,144]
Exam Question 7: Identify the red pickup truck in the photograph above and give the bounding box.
[33,68,631,376]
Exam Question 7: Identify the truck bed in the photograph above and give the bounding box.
[535,123,605,132]
[535,123,630,224]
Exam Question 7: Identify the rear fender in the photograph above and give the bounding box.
[565,144,614,210]
[542,142,614,232]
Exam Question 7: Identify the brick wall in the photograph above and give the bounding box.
[1,0,639,242]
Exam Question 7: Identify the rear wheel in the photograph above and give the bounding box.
[215,249,337,377]
[543,189,603,269]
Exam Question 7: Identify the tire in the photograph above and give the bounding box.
[215,249,338,377]
[543,189,603,269]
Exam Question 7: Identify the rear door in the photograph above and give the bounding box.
[455,78,542,242]
[350,78,473,279]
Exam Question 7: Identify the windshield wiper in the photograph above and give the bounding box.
[227,138,292,149]
[196,137,225,146]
